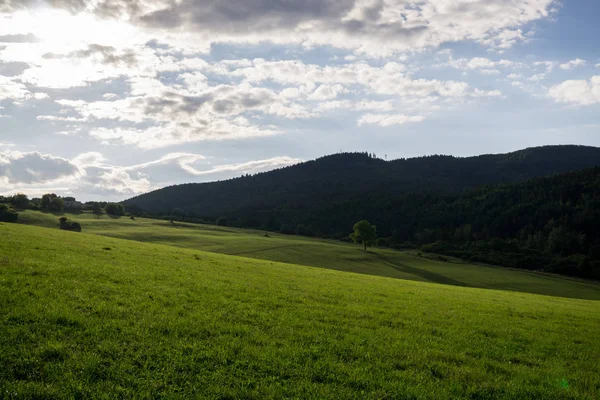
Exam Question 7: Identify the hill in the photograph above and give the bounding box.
[15,210,600,300]
[123,146,600,278]
[1,223,599,398]
[124,145,600,232]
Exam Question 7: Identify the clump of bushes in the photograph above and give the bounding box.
[105,203,125,216]
[0,204,18,222]
[59,217,82,232]
[216,217,228,226]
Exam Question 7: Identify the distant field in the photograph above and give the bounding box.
[1,223,599,399]
[16,210,600,300]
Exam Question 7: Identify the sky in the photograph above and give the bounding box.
[0,0,599,201]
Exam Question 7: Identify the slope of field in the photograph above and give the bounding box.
[1,223,599,399]
[16,210,600,300]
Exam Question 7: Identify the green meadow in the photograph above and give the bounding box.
[16,210,600,300]
[1,223,600,399]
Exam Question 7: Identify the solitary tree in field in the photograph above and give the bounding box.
[350,220,377,251]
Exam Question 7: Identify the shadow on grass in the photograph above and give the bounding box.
[371,252,469,287]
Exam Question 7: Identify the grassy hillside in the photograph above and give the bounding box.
[16,210,600,300]
[1,223,599,399]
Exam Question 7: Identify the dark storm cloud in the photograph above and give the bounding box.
[0,151,79,184]
[43,44,137,66]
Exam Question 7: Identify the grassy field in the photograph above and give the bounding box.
[15,210,600,300]
[1,223,600,399]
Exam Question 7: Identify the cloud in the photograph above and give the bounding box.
[442,55,522,74]
[222,59,497,99]
[548,76,600,106]
[0,33,39,43]
[0,61,30,76]
[55,80,316,148]
[0,150,302,199]
[177,156,303,176]
[4,0,557,56]
[358,113,425,127]
[42,44,137,66]
[309,84,349,101]
[0,76,30,101]
[42,57,501,148]
[0,151,79,184]
[559,59,586,70]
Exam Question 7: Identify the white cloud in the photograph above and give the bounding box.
[559,59,586,70]
[548,76,600,106]
[6,0,552,57]
[309,84,349,101]
[0,149,302,199]
[0,76,30,101]
[0,151,79,184]
[358,113,425,127]
[442,55,522,72]
[222,59,497,99]
[176,156,303,176]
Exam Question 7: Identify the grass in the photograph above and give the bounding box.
[1,223,600,399]
[16,210,600,300]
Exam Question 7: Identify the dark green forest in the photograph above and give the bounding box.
[119,145,599,278]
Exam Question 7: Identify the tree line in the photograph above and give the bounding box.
[129,166,600,279]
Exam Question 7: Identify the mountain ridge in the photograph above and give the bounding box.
[124,145,600,218]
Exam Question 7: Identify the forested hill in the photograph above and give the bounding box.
[125,145,600,220]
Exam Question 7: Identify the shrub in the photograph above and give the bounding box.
[105,203,125,216]
[59,217,82,232]
[279,224,296,235]
[376,238,390,247]
[216,217,228,226]
[0,204,18,222]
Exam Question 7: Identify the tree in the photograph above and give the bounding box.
[10,193,29,209]
[105,203,125,216]
[41,193,58,210]
[90,202,104,216]
[49,197,64,212]
[350,220,377,251]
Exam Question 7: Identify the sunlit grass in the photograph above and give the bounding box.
[1,223,599,398]
[17,210,600,300]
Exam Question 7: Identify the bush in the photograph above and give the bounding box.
[296,224,315,237]
[0,204,18,222]
[105,203,125,216]
[59,217,82,232]
[216,217,228,226]
[279,224,296,235]
[376,238,390,247]
[421,240,456,254]
[392,242,417,250]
